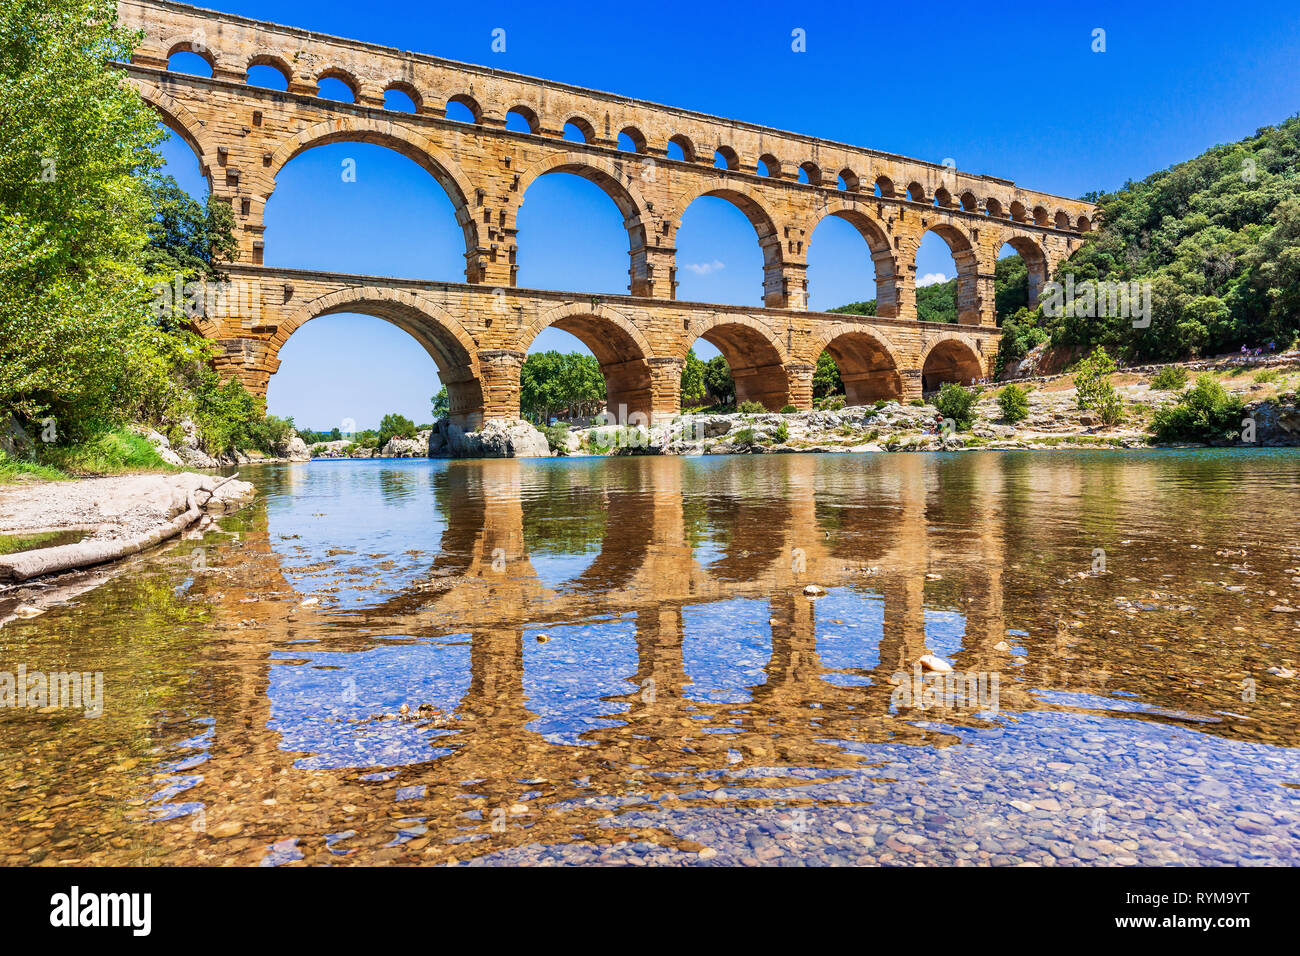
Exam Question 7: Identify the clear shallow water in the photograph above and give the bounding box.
[2,450,1299,865]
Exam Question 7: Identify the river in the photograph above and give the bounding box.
[2,450,1298,865]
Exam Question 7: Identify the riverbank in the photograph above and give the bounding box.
[0,472,255,615]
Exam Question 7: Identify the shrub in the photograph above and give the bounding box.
[934,382,978,430]
[872,399,889,410]
[1150,366,1188,390]
[1254,368,1282,384]
[909,398,926,407]
[541,423,570,453]
[779,404,797,414]
[772,421,789,443]
[377,412,417,448]
[732,427,756,445]
[997,384,1030,423]
[736,400,766,414]
[1151,374,1247,442]
[1073,347,1124,425]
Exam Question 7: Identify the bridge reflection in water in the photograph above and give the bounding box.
[128,453,1300,864]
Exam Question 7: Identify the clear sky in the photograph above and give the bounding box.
[155,0,1300,430]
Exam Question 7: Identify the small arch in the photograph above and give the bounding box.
[166,48,214,77]
[813,325,904,405]
[1009,201,1028,223]
[906,182,927,203]
[799,162,822,186]
[618,127,647,153]
[757,154,781,178]
[383,81,422,113]
[959,191,979,212]
[446,93,482,123]
[874,176,895,198]
[315,69,358,102]
[714,146,740,170]
[934,187,954,208]
[838,168,860,192]
[245,54,290,90]
[985,197,1004,219]
[1001,235,1050,311]
[1078,214,1092,232]
[668,134,696,163]
[1053,210,1070,230]
[921,336,984,391]
[563,116,596,143]
[1032,205,1050,227]
[505,106,540,133]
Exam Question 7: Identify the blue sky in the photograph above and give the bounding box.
[155,0,1300,429]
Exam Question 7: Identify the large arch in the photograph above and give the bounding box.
[1000,234,1049,310]
[270,286,484,426]
[517,303,656,423]
[681,314,791,410]
[268,118,481,278]
[674,181,784,305]
[808,203,900,316]
[809,324,904,405]
[918,222,980,324]
[515,153,656,295]
[921,335,984,392]
[128,79,217,191]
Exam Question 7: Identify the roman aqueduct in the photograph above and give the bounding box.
[118,0,1096,426]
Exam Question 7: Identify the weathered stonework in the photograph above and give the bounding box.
[118,0,1096,426]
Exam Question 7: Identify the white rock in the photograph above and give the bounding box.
[917,654,953,673]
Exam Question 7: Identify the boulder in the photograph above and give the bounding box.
[429,418,552,459]
[380,430,432,458]
[128,425,185,467]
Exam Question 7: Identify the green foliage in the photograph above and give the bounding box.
[995,306,1050,377]
[812,351,843,397]
[1072,347,1124,424]
[377,412,416,448]
[1254,368,1282,384]
[934,382,977,430]
[997,383,1030,423]
[541,423,571,453]
[1044,116,1300,361]
[1151,366,1189,390]
[431,385,450,420]
[772,420,789,443]
[520,351,605,423]
[27,427,170,477]
[140,174,237,280]
[736,400,765,414]
[779,404,798,414]
[908,398,926,407]
[680,349,707,406]
[1150,374,1247,442]
[703,355,735,406]
[732,427,756,445]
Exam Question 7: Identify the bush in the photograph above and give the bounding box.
[541,423,570,453]
[1254,368,1282,384]
[779,404,798,414]
[1073,347,1124,425]
[772,421,789,443]
[997,384,1030,423]
[934,383,978,430]
[377,412,416,449]
[732,427,756,445]
[1150,374,1247,442]
[736,400,766,414]
[1150,366,1189,390]
[909,398,926,407]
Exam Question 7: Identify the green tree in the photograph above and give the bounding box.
[1073,347,1124,425]
[997,383,1030,423]
[812,351,843,398]
[378,412,416,448]
[680,349,707,406]
[431,385,450,419]
[1151,374,1246,443]
[934,382,978,430]
[703,355,735,406]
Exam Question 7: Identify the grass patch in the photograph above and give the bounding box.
[8,428,176,479]
[0,453,69,483]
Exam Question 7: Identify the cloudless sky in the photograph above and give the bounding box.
[156,0,1300,429]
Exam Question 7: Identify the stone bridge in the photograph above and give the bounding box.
[118,0,1096,426]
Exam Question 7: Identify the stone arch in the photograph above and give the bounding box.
[128,79,217,190]
[1077,214,1092,232]
[809,324,904,405]
[799,161,822,186]
[163,34,221,74]
[681,314,791,410]
[757,153,782,177]
[675,180,784,297]
[272,286,484,425]
[714,145,740,170]
[517,303,655,423]
[245,53,293,86]
[959,191,979,212]
[919,222,980,324]
[446,92,482,123]
[667,133,697,162]
[383,80,423,112]
[561,111,599,142]
[906,181,927,203]
[985,197,1005,219]
[315,67,360,101]
[921,334,984,391]
[1054,210,1071,230]
[515,152,656,294]
[1001,233,1050,309]
[808,203,901,316]
[838,168,861,192]
[267,118,481,277]
[505,102,542,133]
[619,126,648,152]
[875,175,896,198]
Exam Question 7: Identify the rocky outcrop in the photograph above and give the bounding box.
[428,418,552,459]
[1247,399,1300,446]
[379,430,432,458]
[132,421,312,466]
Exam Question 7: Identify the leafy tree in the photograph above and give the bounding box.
[1150,366,1188,390]
[681,348,707,406]
[703,355,735,406]
[378,412,416,448]
[812,351,843,398]
[431,385,450,419]
[997,383,1030,423]
[934,382,977,430]
[1073,347,1124,425]
[520,351,605,423]
[1151,374,1246,442]
[140,174,237,281]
